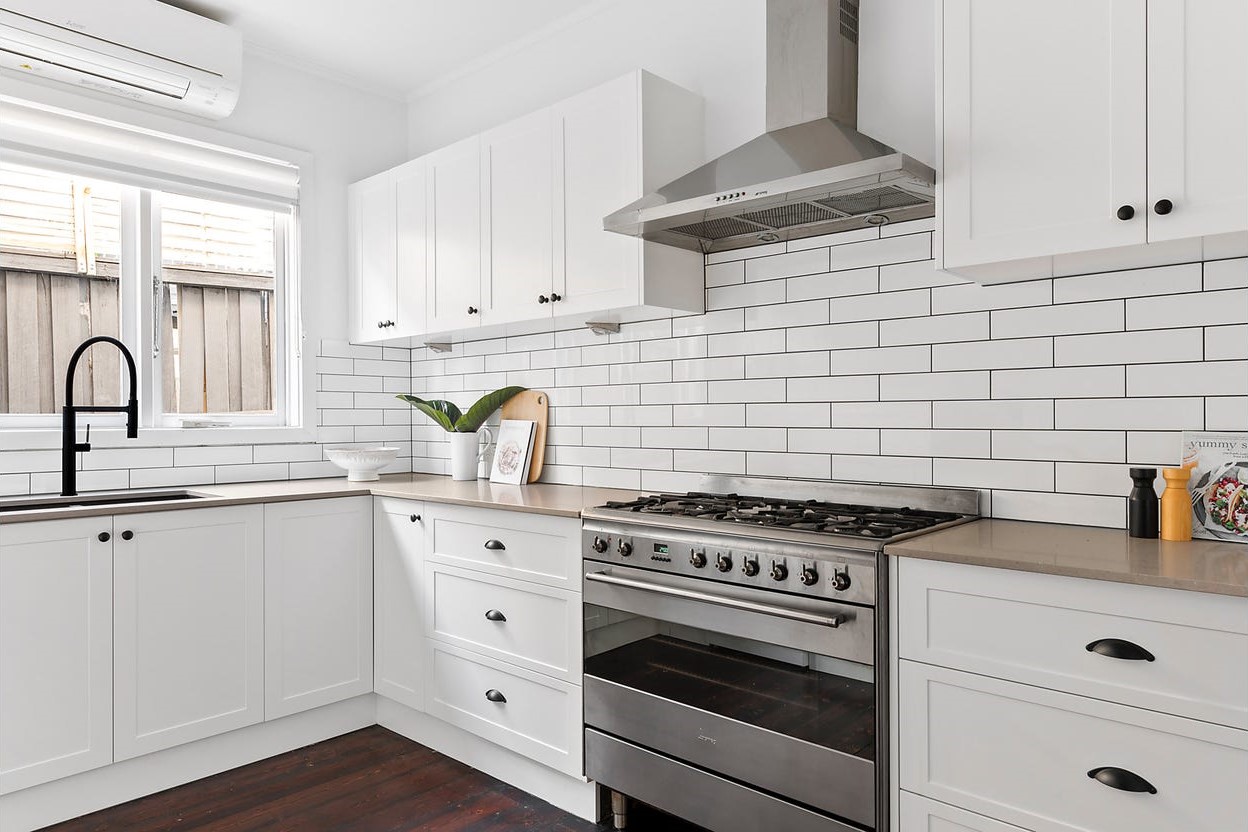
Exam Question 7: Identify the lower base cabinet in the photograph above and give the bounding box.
[113,505,265,760]
[374,497,427,711]
[900,793,1028,832]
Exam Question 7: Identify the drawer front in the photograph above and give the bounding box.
[425,504,579,588]
[899,661,1248,832]
[426,564,579,681]
[900,792,1029,832]
[897,557,1248,729]
[426,642,581,775]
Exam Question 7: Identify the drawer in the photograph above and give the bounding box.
[899,660,1248,832]
[900,792,1029,832]
[897,557,1248,729]
[426,563,579,681]
[425,504,579,588]
[425,641,581,776]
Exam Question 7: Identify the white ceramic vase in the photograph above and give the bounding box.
[449,428,494,480]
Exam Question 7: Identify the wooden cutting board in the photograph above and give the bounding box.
[499,390,549,483]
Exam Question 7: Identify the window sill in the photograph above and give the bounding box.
[0,425,316,452]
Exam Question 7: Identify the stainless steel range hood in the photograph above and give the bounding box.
[605,0,935,255]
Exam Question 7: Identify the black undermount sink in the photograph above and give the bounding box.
[0,490,206,514]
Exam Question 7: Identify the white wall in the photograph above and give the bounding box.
[406,0,766,161]
[0,51,410,343]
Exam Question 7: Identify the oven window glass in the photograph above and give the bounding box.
[584,604,875,761]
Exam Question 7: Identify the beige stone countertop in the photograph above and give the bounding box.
[0,475,642,524]
[885,518,1248,597]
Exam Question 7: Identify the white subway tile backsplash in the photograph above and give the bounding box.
[788,428,880,454]
[930,279,1052,314]
[708,378,787,403]
[786,321,877,352]
[609,405,672,427]
[642,336,708,362]
[992,300,1125,338]
[1206,397,1248,430]
[933,400,1055,430]
[610,448,672,470]
[880,429,990,459]
[833,401,931,428]
[583,426,642,447]
[879,259,964,291]
[831,345,930,375]
[1127,289,1248,330]
[673,356,746,381]
[832,454,932,485]
[707,279,786,311]
[705,241,786,264]
[1053,462,1133,497]
[673,404,745,427]
[671,308,745,337]
[641,427,709,448]
[747,451,831,479]
[1053,263,1202,303]
[788,375,879,402]
[934,337,1052,371]
[746,352,829,378]
[881,371,990,401]
[991,490,1123,528]
[747,403,830,428]
[992,430,1124,463]
[583,467,641,489]
[1053,328,1203,367]
[786,267,878,301]
[705,260,745,287]
[641,382,709,405]
[787,226,880,251]
[1126,432,1183,466]
[173,445,253,467]
[746,299,829,330]
[828,289,929,323]
[830,233,931,270]
[991,366,1125,399]
[1204,258,1248,290]
[745,248,829,282]
[706,329,784,357]
[934,458,1055,491]
[1054,397,1205,430]
[879,312,989,346]
[1126,361,1248,396]
[1206,325,1248,360]
[610,361,672,385]
[673,449,746,474]
[708,427,788,452]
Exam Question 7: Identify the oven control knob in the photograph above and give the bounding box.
[715,552,732,572]
[770,560,788,582]
[617,539,633,557]
[800,564,819,586]
[690,549,707,568]
[592,535,609,554]
[741,556,760,577]
[832,570,852,591]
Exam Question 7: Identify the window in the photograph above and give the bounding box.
[0,161,298,428]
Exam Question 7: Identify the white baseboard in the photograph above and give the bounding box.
[376,696,600,822]
[0,695,376,832]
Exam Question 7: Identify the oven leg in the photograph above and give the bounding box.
[610,790,629,830]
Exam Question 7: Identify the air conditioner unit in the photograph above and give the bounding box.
[0,0,241,119]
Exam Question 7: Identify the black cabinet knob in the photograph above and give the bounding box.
[485,609,507,622]
[550,293,562,302]
[1154,198,1173,215]
[485,689,507,703]
[1116,205,1135,220]
[1088,767,1157,794]
[538,295,549,304]
[409,514,421,523]
[467,306,479,315]
[121,530,134,541]
[98,531,111,542]
[1086,638,1155,662]
[484,539,506,551]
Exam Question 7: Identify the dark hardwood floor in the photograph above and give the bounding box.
[42,726,704,832]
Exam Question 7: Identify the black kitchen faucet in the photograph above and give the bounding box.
[62,336,139,497]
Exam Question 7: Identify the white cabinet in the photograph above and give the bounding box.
[113,505,264,760]
[347,160,427,342]
[373,498,426,711]
[426,134,482,333]
[553,71,704,319]
[480,108,555,326]
[0,518,113,794]
[264,498,372,719]
[900,792,1030,832]
[939,0,1248,279]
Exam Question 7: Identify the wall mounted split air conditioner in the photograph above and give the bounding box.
[0,0,242,119]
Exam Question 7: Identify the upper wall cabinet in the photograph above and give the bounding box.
[938,0,1248,282]
[349,70,706,343]
[347,159,427,343]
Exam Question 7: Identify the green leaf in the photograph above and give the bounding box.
[453,386,527,433]
[396,395,462,432]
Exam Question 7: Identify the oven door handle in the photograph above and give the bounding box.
[584,570,847,628]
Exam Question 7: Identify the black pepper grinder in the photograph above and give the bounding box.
[1128,468,1159,538]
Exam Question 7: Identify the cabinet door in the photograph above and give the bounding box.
[426,135,482,333]
[940,0,1147,267]
[899,792,1029,832]
[350,172,398,340]
[1146,0,1248,241]
[480,108,555,327]
[0,518,112,794]
[395,159,428,337]
[113,505,264,760]
[264,498,372,719]
[374,498,426,711]
[553,73,642,316]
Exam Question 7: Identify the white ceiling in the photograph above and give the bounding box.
[158,0,601,100]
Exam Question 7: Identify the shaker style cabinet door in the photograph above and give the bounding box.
[425,134,483,333]
[940,0,1147,268]
[264,497,373,719]
[349,171,399,341]
[0,518,113,794]
[1145,0,1248,242]
[113,505,264,760]
[480,108,555,326]
[374,498,427,712]
[395,158,429,337]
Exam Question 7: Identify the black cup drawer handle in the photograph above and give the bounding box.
[485,689,507,703]
[1086,638,1155,662]
[484,539,506,551]
[1088,767,1157,794]
[485,609,507,622]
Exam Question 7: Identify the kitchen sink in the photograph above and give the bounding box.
[0,490,207,514]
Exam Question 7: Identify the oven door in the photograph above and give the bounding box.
[583,563,876,830]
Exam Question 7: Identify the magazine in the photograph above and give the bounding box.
[1182,431,1248,543]
[490,419,537,485]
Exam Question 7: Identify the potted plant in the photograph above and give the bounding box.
[398,386,526,480]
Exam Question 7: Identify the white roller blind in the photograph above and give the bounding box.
[0,95,299,209]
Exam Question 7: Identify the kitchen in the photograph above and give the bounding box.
[0,1,1245,831]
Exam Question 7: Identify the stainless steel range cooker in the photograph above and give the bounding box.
[581,478,979,832]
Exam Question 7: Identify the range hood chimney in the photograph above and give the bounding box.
[605,0,935,254]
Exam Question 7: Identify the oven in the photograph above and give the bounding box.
[582,519,882,832]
